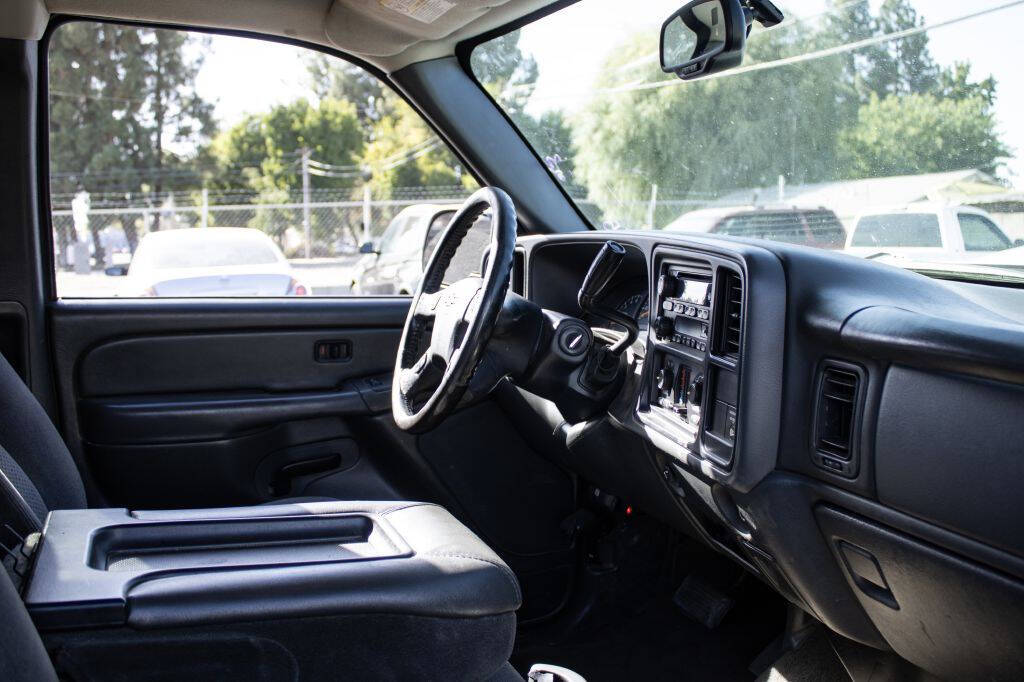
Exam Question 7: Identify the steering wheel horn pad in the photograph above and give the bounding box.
[391,187,517,433]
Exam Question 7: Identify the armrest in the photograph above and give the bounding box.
[25,501,521,631]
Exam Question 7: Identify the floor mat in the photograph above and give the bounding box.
[514,584,782,681]
[512,518,786,681]
[755,630,848,682]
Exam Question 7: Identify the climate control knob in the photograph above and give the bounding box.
[655,367,670,391]
[654,315,674,339]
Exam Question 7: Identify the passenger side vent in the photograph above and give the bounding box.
[814,364,861,462]
[718,272,743,356]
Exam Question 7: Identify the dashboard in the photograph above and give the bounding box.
[511,230,1024,682]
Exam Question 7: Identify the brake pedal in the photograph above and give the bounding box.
[673,572,736,628]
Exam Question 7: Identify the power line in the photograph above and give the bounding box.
[531,0,1024,102]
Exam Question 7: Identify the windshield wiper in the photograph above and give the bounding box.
[901,264,1024,286]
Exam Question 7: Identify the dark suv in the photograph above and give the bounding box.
[665,205,847,249]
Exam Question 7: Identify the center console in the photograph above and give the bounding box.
[639,249,744,470]
[24,501,520,681]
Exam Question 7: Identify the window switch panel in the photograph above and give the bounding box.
[314,340,351,363]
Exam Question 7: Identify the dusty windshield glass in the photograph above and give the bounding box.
[471,0,1024,281]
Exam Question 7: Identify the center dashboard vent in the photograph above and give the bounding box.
[717,272,743,356]
[813,362,865,476]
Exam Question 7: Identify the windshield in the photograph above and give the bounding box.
[471,0,1024,282]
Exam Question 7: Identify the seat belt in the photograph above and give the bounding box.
[0,460,44,592]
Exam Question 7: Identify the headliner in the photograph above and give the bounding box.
[3,0,560,72]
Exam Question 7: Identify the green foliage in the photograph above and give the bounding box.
[361,93,471,197]
[212,97,363,193]
[210,97,364,244]
[839,92,1010,177]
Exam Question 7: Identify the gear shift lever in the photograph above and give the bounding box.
[577,241,638,356]
[578,240,626,309]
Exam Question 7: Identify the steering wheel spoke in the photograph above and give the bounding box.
[399,351,446,409]
[413,289,442,318]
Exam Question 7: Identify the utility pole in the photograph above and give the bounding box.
[200,187,209,228]
[646,183,658,229]
[362,183,372,246]
[301,147,311,259]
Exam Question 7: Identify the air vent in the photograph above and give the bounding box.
[815,365,860,459]
[718,272,743,356]
[511,249,525,295]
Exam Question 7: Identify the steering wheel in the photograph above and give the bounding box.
[391,187,517,433]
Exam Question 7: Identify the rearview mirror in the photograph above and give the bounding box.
[104,265,129,277]
[359,241,378,255]
[661,0,782,81]
[660,0,745,80]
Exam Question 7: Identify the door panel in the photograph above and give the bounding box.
[48,296,578,620]
[49,298,408,508]
[78,329,398,396]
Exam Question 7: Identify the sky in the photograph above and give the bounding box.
[192,0,1024,187]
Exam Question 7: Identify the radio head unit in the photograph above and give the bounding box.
[654,267,712,350]
[643,255,739,469]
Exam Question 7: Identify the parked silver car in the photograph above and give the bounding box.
[107,227,309,297]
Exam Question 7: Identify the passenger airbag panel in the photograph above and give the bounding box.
[875,366,1024,552]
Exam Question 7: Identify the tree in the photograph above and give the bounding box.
[211,97,364,245]
[470,29,538,119]
[839,92,1009,177]
[143,30,217,231]
[518,110,576,190]
[48,23,216,257]
[361,93,471,197]
[569,0,1009,228]
[573,24,848,227]
[305,54,388,132]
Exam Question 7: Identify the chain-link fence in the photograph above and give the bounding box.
[52,185,476,296]
[51,185,474,267]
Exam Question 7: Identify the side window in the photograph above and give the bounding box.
[423,210,457,261]
[959,213,1011,252]
[47,22,476,297]
[376,216,412,256]
[851,214,942,248]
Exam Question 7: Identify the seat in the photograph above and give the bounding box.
[0,353,523,680]
[0,352,335,533]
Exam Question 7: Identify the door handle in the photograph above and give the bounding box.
[270,453,342,496]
